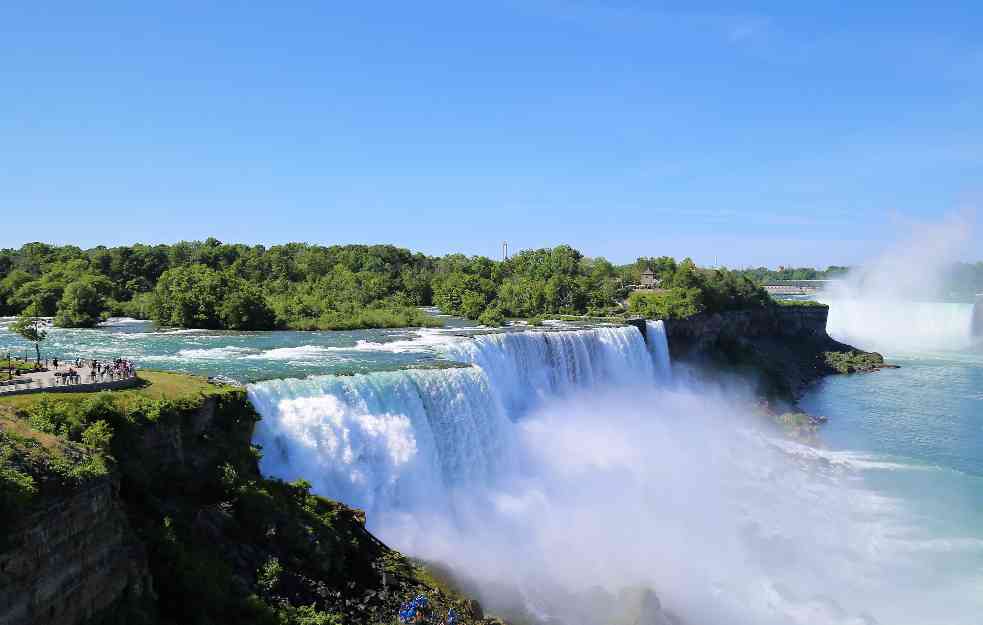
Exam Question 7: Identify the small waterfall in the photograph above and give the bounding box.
[249,325,669,520]
[645,320,672,380]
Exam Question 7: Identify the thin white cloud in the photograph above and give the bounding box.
[506,0,772,46]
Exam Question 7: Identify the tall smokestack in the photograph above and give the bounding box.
[503,241,509,261]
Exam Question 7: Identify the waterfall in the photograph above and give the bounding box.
[244,323,983,624]
[437,326,659,415]
[973,298,982,340]
[249,325,667,519]
[645,320,672,380]
[822,296,976,352]
[249,366,517,517]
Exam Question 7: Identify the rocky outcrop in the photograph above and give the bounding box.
[663,305,872,398]
[0,474,151,625]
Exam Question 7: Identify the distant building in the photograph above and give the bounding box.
[640,269,661,288]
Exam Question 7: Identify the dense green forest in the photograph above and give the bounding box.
[0,240,775,330]
[734,265,850,282]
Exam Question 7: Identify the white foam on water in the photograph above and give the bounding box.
[117,328,210,339]
[243,345,340,361]
[97,317,149,326]
[176,346,257,360]
[770,438,944,473]
[349,329,470,353]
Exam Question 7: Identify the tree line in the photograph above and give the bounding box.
[0,240,776,331]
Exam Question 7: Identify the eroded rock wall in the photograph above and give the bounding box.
[663,305,854,398]
[0,475,151,625]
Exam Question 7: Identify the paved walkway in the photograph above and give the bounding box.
[0,365,138,395]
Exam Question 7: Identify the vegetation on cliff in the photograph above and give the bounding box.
[773,299,829,308]
[0,372,498,625]
[627,258,770,320]
[823,349,888,374]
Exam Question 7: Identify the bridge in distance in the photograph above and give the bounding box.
[761,279,840,295]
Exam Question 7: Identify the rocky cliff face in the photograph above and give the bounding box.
[663,305,831,350]
[0,474,151,625]
[663,305,862,399]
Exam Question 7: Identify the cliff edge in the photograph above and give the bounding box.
[663,304,887,399]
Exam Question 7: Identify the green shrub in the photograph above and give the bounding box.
[824,350,884,373]
[257,557,283,593]
[0,456,36,512]
[81,420,114,453]
[627,288,704,319]
[477,306,506,327]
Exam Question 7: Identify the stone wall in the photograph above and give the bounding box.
[0,475,151,625]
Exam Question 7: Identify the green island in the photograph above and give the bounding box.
[0,371,500,625]
[2,241,777,331]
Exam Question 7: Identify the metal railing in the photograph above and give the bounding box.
[0,370,138,395]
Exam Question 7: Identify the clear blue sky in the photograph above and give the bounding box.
[2,1,980,266]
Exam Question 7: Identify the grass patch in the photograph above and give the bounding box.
[772,299,829,308]
[0,358,44,382]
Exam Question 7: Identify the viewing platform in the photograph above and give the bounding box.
[0,365,140,396]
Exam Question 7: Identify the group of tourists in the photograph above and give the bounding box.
[47,357,136,385]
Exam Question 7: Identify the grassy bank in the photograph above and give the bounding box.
[772,299,829,308]
[0,357,44,382]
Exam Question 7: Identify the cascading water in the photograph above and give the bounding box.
[249,366,518,517]
[645,320,672,380]
[249,322,983,625]
[249,326,662,519]
[437,326,659,415]
[821,296,976,352]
